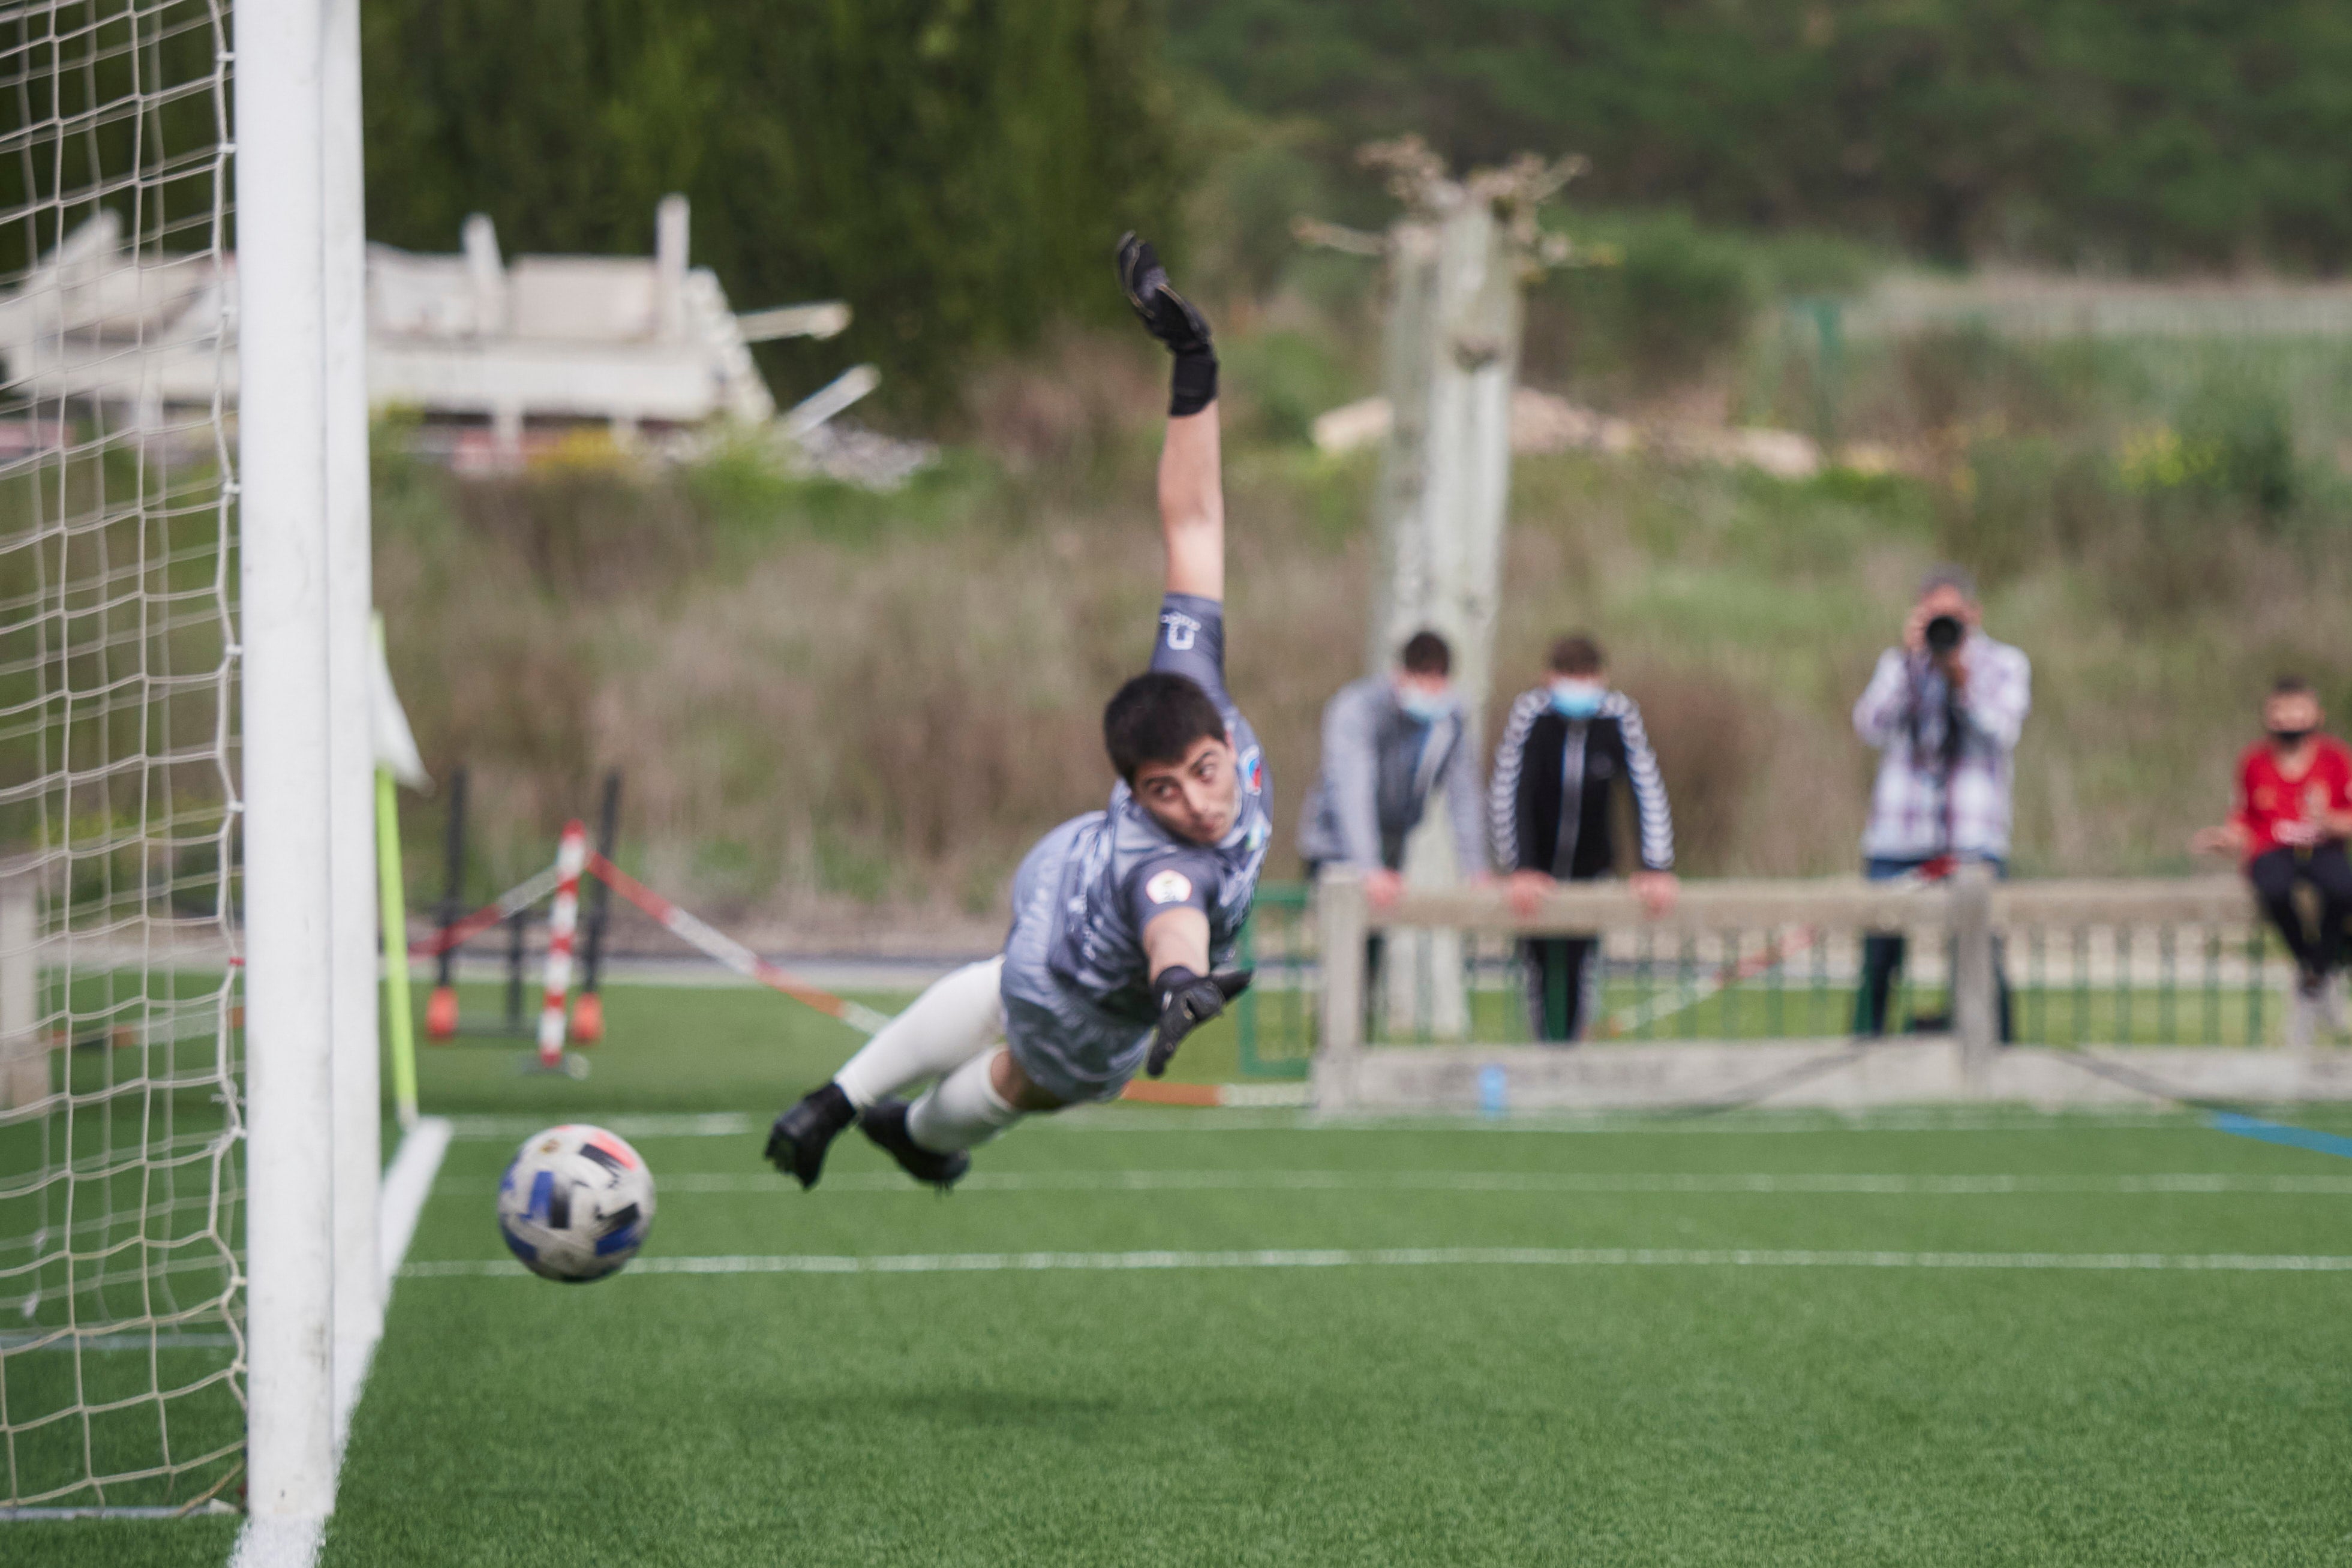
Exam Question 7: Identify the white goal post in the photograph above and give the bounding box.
[237,0,376,1528]
[0,0,377,1528]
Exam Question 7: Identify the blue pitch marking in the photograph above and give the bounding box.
[2209,1112,2352,1161]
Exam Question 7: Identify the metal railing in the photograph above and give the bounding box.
[1230,871,2307,1080]
[1231,882,1315,1080]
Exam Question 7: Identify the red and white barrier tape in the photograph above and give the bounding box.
[411,861,565,960]
[536,821,589,1068]
[432,845,1280,1107]
[585,851,895,1035]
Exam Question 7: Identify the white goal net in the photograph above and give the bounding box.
[0,0,244,1514]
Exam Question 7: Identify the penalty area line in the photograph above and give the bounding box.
[401,1245,2352,1280]
[438,1107,2223,1141]
[429,1169,2352,1198]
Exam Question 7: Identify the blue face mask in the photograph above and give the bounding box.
[1549,678,1605,719]
[1399,687,1450,723]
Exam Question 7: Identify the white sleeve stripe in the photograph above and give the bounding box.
[1606,693,1675,871]
[1488,690,1545,873]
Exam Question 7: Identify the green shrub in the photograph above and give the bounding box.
[1222,330,1360,445]
[1170,1,2352,271]
[1186,125,1338,303]
[1536,212,1758,393]
[1943,434,2082,588]
[2178,379,2297,519]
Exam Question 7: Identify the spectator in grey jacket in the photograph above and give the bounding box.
[1299,630,1489,913]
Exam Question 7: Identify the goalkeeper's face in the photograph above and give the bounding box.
[1132,734,1241,846]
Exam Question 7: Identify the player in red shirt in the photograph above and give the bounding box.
[2192,678,2352,1031]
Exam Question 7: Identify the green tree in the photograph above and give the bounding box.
[1170,1,2352,271]
[363,0,1183,406]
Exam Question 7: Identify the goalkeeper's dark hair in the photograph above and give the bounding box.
[1104,672,1228,783]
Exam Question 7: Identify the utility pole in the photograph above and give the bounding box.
[1342,140,1580,1037]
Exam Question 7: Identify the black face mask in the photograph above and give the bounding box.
[2271,728,2315,749]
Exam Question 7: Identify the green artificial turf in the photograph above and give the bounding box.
[15,981,2352,1565]
[4,1517,241,1566]
[322,1112,2352,1567]
[405,978,1258,1112]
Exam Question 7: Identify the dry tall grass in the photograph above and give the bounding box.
[372,337,2352,939]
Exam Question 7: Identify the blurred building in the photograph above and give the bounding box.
[0,195,849,467]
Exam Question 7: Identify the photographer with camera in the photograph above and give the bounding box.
[1850,567,2031,1037]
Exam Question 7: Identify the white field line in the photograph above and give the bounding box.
[428,1169,2352,1198]
[376,1116,453,1288]
[227,1518,324,1568]
[446,1112,761,1141]
[1043,1108,2239,1134]
[438,1108,2228,1142]
[227,1117,453,1568]
[402,1245,2352,1281]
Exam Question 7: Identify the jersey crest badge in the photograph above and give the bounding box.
[1145,869,1194,906]
[1238,745,1264,795]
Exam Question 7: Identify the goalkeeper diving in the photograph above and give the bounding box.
[765,235,1269,1189]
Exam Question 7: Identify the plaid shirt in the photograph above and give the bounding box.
[1852,633,2031,860]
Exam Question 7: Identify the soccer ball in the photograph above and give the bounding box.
[497,1124,656,1282]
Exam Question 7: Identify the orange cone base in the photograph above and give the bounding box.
[425,985,459,1042]
[569,992,604,1045]
[1119,1080,1222,1107]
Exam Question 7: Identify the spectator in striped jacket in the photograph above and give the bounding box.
[1489,634,1678,1041]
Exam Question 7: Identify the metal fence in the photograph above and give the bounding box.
[1231,872,2308,1081]
[1771,281,2352,459]
[1834,276,2352,342]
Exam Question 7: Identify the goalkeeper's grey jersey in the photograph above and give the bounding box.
[1022,593,1271,1026]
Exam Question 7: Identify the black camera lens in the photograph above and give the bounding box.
[1925,614,1963,654]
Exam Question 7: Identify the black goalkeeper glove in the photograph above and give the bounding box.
[1115,231,1218,417]
[1147,965,1253,1078]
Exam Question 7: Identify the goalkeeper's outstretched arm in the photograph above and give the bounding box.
[1157,396,1222,603]
[1117,232,1222,602]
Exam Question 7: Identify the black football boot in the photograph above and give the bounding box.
[764,1083,857,1190]
[858,1099,971,1191]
